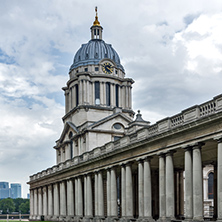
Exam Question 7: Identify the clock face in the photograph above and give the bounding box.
[102,62,114,74]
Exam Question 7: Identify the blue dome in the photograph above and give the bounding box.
[70,39,124,72]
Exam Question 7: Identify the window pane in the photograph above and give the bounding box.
[208,172,214,199]
[95,81,100,105]
[106,83,111,106]
[116,85,119,107]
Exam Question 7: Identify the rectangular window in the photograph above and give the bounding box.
[116,85,119,107]
[76,85,79,107]
[84,68,88,72]
[95,67,99,71]
[95,81,100,105]
[106,82,111,106]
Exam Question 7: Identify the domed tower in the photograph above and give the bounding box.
[55,8,134,164]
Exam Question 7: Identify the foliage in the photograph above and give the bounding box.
[19,199,29,214]
[0,198,29,214]
[0,198,15,213]
[12,198,24,212]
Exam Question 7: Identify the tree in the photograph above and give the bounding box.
[19,200,29,214]
[0,198,15,213]
[13,198,24,212]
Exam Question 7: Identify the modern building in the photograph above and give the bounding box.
[28,9,222,222]
[0,182,10,199]
[10,183,21,199]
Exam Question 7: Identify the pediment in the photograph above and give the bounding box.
[88,113,132,132]
[57,121,79,144]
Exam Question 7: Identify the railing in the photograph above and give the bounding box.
[30,94,222,181]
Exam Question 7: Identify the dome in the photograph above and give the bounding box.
[70,39,124,72]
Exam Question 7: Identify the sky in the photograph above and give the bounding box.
[0,0,222,198]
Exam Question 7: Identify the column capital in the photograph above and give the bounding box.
[165,150,176,156]
[192,142,205,150]
[157,151,166,157]
[125,160,134,166]
[214,135,222,143]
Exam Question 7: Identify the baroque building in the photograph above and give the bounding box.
[28,9,222,222]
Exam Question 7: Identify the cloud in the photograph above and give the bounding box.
[1,0,222,197]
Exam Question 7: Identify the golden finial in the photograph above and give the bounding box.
[93,6,100,26]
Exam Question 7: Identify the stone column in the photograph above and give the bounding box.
[34,189,38,218]
[30,189,34,219]
[111,167,117,217]
[166,151,175,219]
[107,169,111,216]
[78,177,83,216]
[126,162,133,217]
[98,170,104,216]
[75,178,79,216]
[121,86,125,109]
[84,175,87,216]
[144,157,153,218]
[193,143,204,220]
[86,174,93,217]
[95,172,98,216]
[217,138,222,221]
[159,153,166,219]
[86,80,90,104]
[67,179,74,216]
[121,164,126,217]
[184,146,193,219]
[179,170,184,217]
[47,184,53,218]
[125,86,129,108]
[53,183,60,217]
[69,87,72,110]
[60,181,67,216]
[138,160,144,218]
[79,80,83,105]
[38,187,43,217]
[43,186,48,217]
[213,163,217,220]
[110,83,115,107]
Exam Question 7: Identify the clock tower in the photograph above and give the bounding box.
[55,8,135,164]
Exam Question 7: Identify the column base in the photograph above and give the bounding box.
[119,216,136,222]
[192,217,204,221]
[83,216,94,222]
[94,216,106,222]
[51,215,60,221]
[142,217,154,222]
[106,216,120,222]
[45,215,53,221]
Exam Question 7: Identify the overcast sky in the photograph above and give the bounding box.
[0,0,222,198]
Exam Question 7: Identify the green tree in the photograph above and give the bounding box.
[0,198,15,213]
[19,199,30,214]
[13,198,24,212]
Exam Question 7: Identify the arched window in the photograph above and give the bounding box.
[69,132,73,159]
[208,172,214,199]
[95,81,100,105]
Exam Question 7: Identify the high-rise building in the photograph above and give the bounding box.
[10,183,21,199]
[0,182,10,199]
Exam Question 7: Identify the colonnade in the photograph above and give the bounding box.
[30,139,222,222]
[65,79,132,113]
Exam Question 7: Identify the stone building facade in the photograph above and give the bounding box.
[28,9,222,222]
